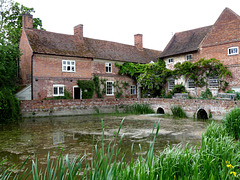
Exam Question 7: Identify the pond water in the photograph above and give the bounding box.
[0,114,209,171]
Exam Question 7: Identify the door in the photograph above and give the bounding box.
[74,87,81,99]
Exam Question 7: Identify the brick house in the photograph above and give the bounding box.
[159,8,240,97]
[18,14,161,100]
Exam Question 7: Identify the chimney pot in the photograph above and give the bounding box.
[74,24,84,42]
[22,14,33,29]
[134,34,143,50]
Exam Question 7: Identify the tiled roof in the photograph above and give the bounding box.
[159,25,212,58]
[25,29,161,63]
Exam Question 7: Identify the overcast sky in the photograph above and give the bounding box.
[16,0,240,51]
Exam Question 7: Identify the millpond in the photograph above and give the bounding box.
[0,114,210,171]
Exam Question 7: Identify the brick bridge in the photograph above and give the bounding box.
[20,98,239,119]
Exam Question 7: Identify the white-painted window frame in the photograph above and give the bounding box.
[186,54,193,61]
[131,85,136,95]
[168,78,175,90]
[187,78,195,89]
[53,84,64,96]
[62,60,76,72]
[228,47,239,56]
[106,81,114,96]
[168,58,174,64]
[208,76,219,88]
[105,62,112,73]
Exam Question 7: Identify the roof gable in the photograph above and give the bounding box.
[159,26,212,58]
[201,8,240,47]
[24,29,161,63]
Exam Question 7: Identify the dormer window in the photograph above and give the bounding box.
[62,60,75,72]
[106,62,112,73]
[168,58,174,63]
[186,54,193,61]
[228,47,239,55]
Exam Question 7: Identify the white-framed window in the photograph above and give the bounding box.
[131,85,136,95]
[62,60,75,72]
[228,47,239,55]
[186,54,193,61]
[53,84,64,96]
[187,78,195,89]
[168,78,175,90]
[106,81,114,95]
[168,58,174,63]
[105,62,112,73]
[208,76,219,88]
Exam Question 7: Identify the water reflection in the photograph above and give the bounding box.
[0,114,209,171]
[53,132,64,145]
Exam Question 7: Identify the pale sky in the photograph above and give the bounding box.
[16,0,240,51]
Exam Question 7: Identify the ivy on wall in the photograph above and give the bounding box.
[77,80,95,99]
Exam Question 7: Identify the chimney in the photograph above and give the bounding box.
[74,24,84,42]
[134,34,143,50]
[22,14,33,29]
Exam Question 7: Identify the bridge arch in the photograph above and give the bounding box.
[157,107,165,114]
[196,108,208,120]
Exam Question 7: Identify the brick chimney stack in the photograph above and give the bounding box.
[134,34,143,50]
[22,14,33,29]
[74,24,84,42]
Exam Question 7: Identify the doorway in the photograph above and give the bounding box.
[73,86,82,99]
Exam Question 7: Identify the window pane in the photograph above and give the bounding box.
[67,66,70,71]
[107,82,113,95]
[67,61,70,65]
[53,87,58,95]
[71,61,74,65]
[59,87,64,95]
[72,66,75,71]
[63,66,66,71]
[109,67,111,72]
[63,61,66,65]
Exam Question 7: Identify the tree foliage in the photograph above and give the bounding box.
[0,0,44,123]
[0,0,44,44]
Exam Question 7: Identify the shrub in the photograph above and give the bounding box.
[201,88,212,99]
[170,105,187,118]
[0,88,21,123]
[172,84,186,94]
[223,108,240,139]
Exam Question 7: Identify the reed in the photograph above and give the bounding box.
[170,105,187,118]
[124,103,155,114]
[1,119,240,179]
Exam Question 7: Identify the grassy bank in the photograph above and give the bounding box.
[1,112,240,179]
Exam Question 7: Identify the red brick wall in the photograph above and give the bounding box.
[20,98,240,119]
[92,60,137,98]
[19,30,33,85]
[32,54,92,100]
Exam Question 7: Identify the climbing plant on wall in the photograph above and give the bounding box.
[77,80,95,99]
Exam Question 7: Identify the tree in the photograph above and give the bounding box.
[0,0,44,123]
[0,0,44,44]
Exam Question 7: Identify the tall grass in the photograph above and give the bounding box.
[170,105,187,118]
[1,118,240,179]
[223,107,240,139]
[124,103,155,114]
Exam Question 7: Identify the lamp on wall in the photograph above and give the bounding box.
[35,78,38,81]
[70,79,73,82]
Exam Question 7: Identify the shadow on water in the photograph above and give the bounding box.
[0,114,210,172]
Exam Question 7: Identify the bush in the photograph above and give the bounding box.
[201,88,212,99]
[170,105,187,118]
[172,84,186,94]
[0,88,21,123]
[223,108,240,139]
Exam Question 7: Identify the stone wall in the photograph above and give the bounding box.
[20,98,240,119]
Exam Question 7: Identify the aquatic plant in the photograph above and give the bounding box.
[170,105,187,118]
[1,119,240,179]
[124,103,155,114]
